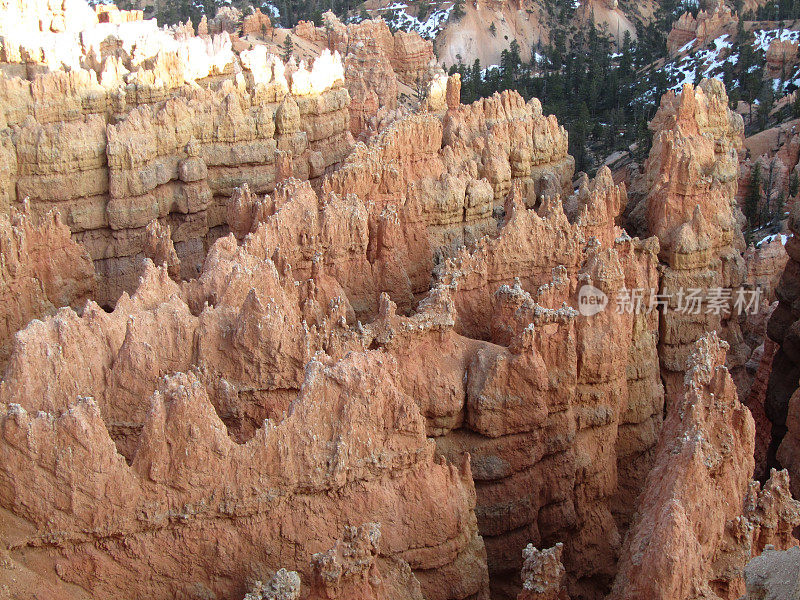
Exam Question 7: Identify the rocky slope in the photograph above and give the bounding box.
[358,0,657,68]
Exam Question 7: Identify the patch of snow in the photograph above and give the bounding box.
[678,39,696,54]
[367,2,453,39]
[753,28,800,52]
[757,233,789,247]
[261,2,280,18]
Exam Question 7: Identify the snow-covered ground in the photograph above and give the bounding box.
[348,2,453,39]
[637,27,800,105]
[660,34,736,94]
[261,2,280,19]
[757,232,790,246]
[753,28,800,52]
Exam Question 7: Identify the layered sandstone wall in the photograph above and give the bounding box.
[0,3,794,596]
[0,78,664,600]
[0,0,355,305]
[631,79,748,398]
[292,12,435,137]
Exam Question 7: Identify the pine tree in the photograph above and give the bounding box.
[745,163,763,227]
[282,34,294,61]
[757,83,774,130]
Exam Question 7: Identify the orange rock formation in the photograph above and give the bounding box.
[0,2,796,599]
[667,0,737,56]
[631,80,748,398]
[610,333,800,599]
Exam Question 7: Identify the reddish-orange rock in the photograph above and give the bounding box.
[0,204,95,369]
[0,4,793,598]
[632,80,748,399]
[610,333,800,600]
[0,340,489,599]
[666,0,737,56]
[766,39,798,78]
[242,9,272,37]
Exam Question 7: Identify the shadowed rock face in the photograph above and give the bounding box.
[766,201,800,490]
[0,2,797,600]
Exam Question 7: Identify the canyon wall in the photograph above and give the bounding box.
[0,2,797,599]
[0,0,361,305]
[610,333,800,600]
[0,84,667,600]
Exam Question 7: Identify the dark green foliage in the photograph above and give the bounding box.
[757,83,775,129]
[451,0,465,21]
[745,162,763,226]
[282,33,294,60]
[449,17,652,175]
[154,0,361,27]
[754,0,800,21]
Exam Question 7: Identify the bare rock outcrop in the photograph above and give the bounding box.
[143,219,180,279]
[0,104,660,600]
[741,545,800,600]
[765,39,798,78]
[0,6,792,599]
[292,12,434,137]
[666,0,737,56]
[632,79,748,398]
[610,333,800,600]
[0,204,95,369]
[517,543,568,600]
[0,339,489,599]
[244,569,301,600]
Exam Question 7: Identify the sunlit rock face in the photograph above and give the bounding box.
[0,79,670,599]
[293,11,435,138]
[0,0,355,305]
